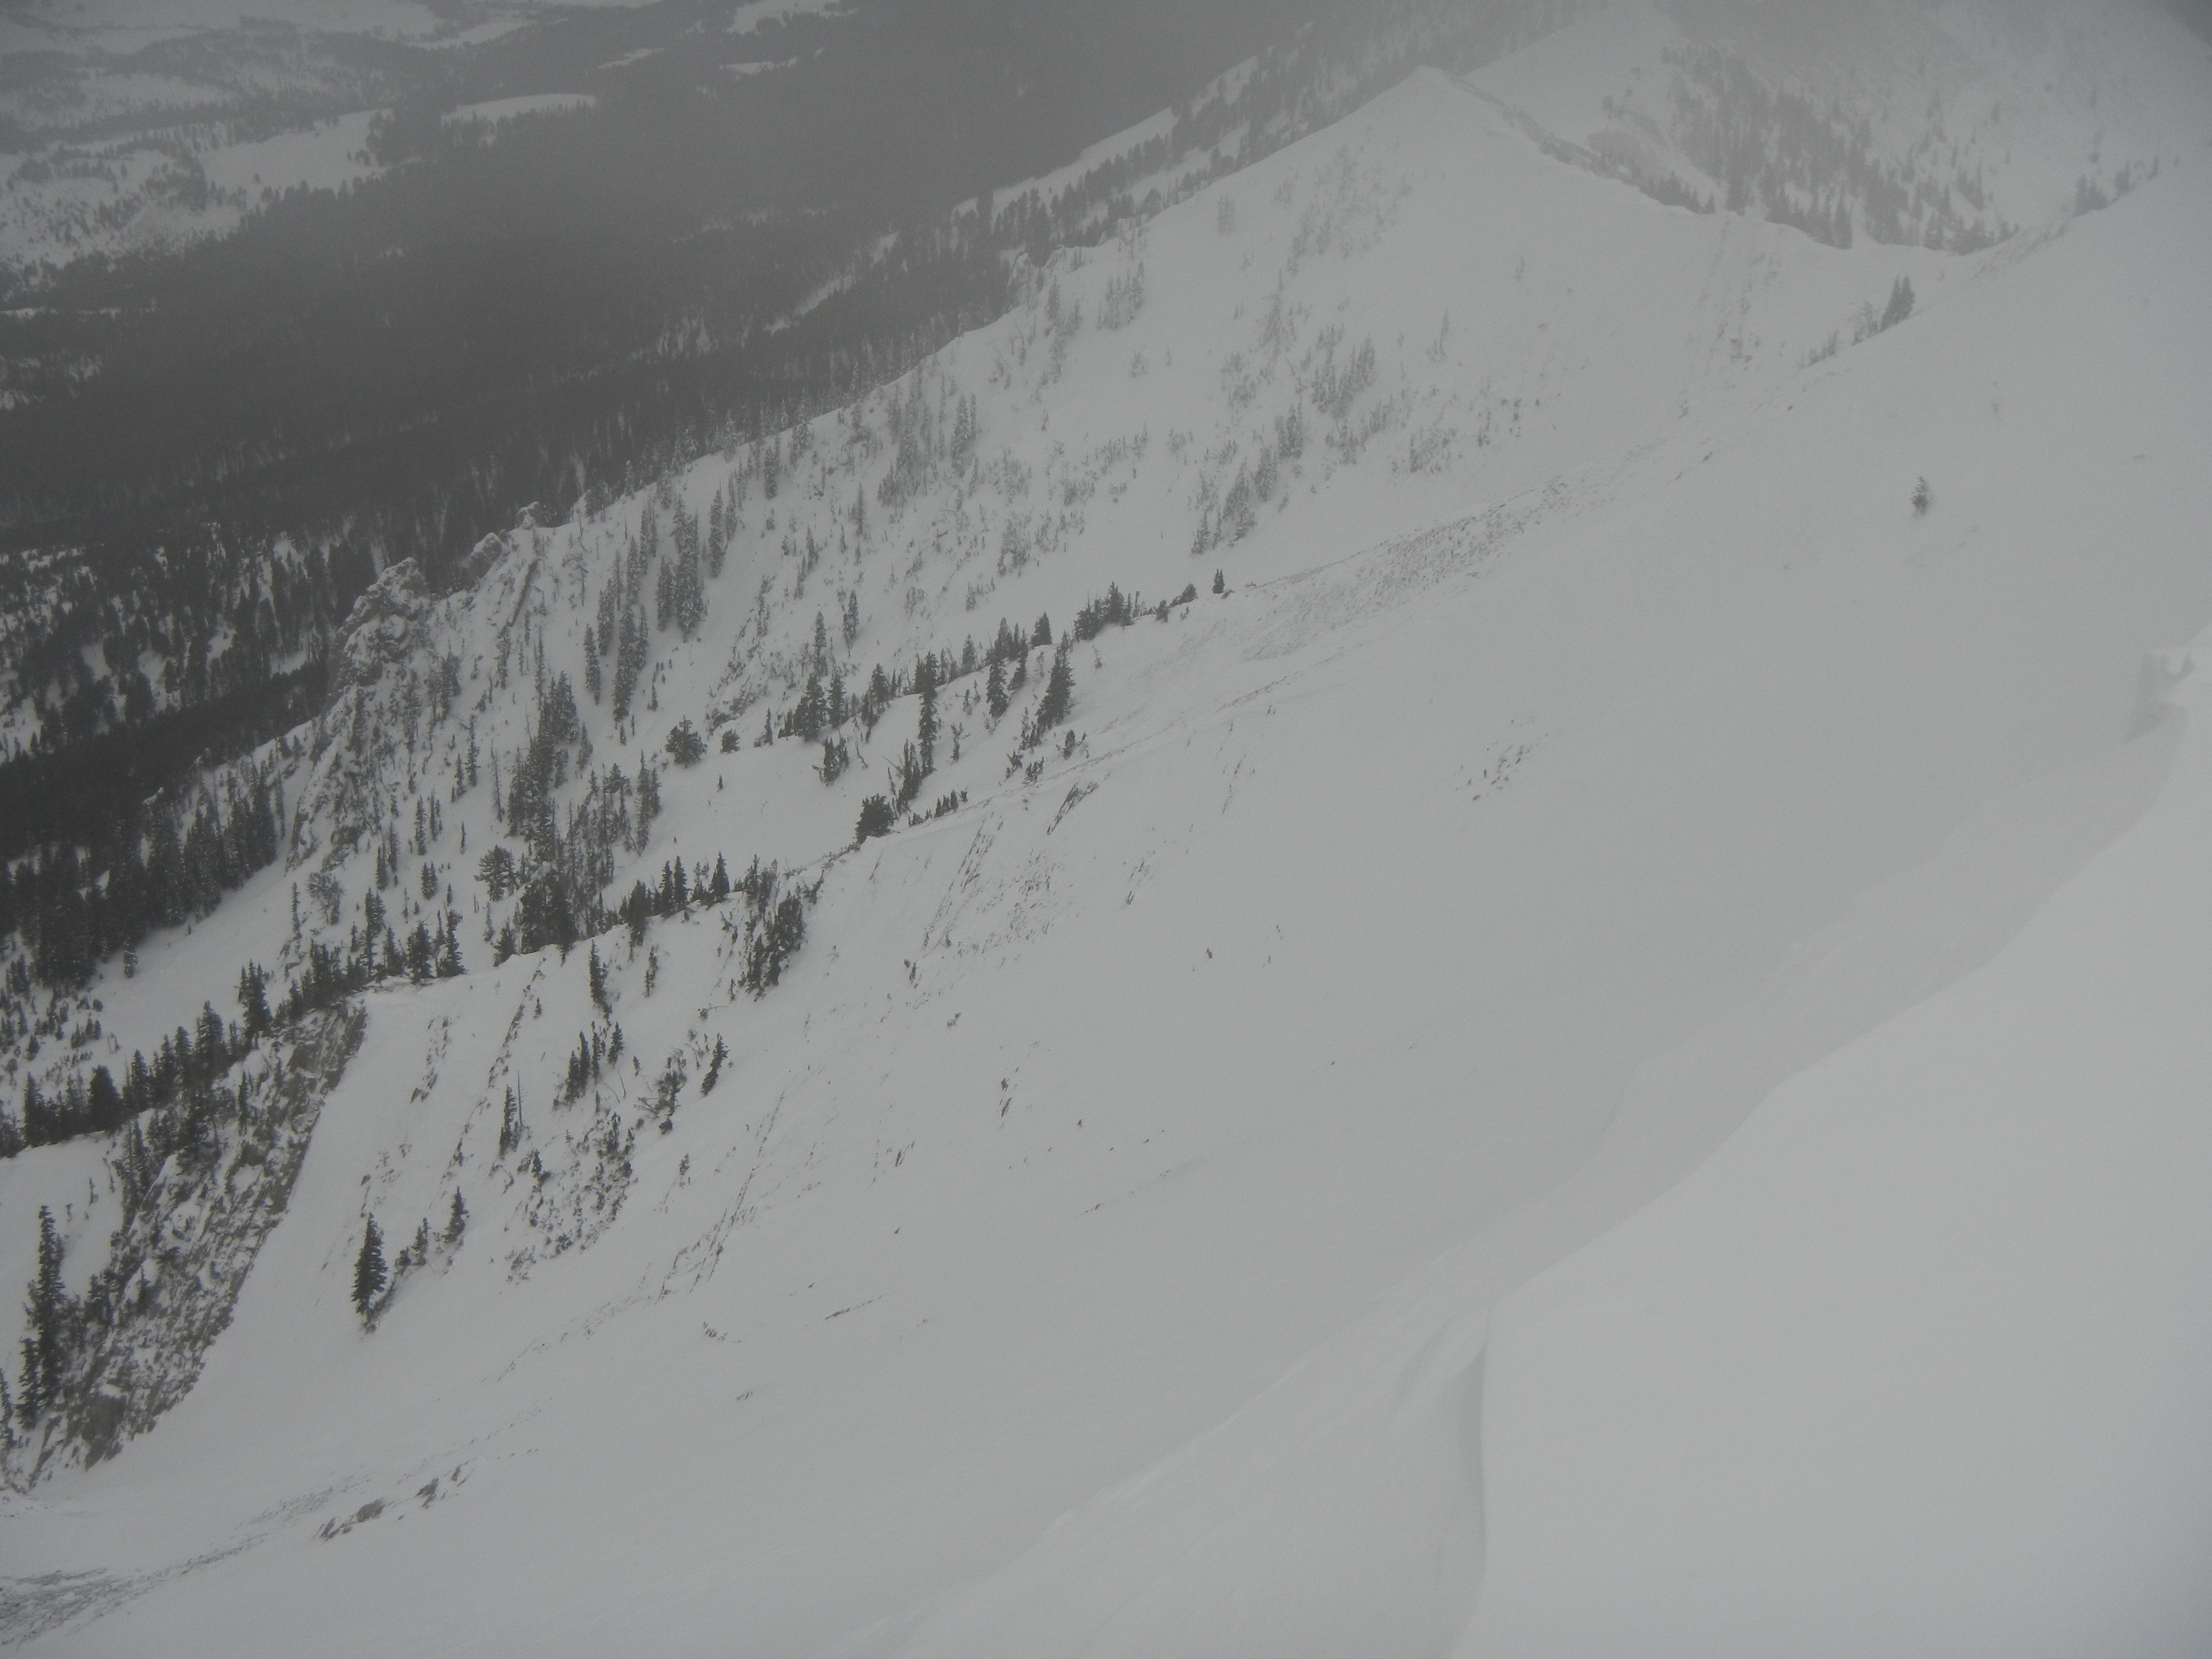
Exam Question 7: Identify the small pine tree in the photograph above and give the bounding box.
[353,1217,386,1321]
[588,945,610,1013]
[665,719,707,767]
[917,672,939,775]
[237,962,271,1041]
[1912,476,1933,517]
[477,845,516,901]
[1881,275,1915,331]
[855,794,896,844]
[86,1066,122,1133]
[1213,568,1226,596]
[895,742,926,809]
[444,1191,468,1246]
[1035,643,1075,737]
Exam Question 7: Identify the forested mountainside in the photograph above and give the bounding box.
[2,0,2210,1652]
[0,0,1590,974]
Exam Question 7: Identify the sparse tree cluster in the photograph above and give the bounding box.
[2,980,281,1156]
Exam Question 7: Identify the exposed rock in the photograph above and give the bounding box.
[333,560,431,691]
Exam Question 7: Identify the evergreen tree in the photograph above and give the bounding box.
[613,607,646,720]
[916,667,940,775]
[744,895,808,995]
[855,794,896,844]
[1035,642,1075,736]
[1881,275,1915,331]
[665,719,707,767]
[20,1206,68,1418]
[237,962,271,1041]
[353,1216,386,1320]
[86,1066,123,1133]
[793,671,826,741]
[195,1002,228,1077]
[476,845,517,901]
[636,764,662,848]
[708,488,730,579]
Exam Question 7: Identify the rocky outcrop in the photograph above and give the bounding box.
[333,559,431,692]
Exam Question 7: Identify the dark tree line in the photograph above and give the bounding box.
[0,773,282,992]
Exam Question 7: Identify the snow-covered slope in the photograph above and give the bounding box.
[1469,619,2212,1657]
[3,2,2211,1651]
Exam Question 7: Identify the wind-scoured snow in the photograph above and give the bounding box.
[3,1,2211,1652]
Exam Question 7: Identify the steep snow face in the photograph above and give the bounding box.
[1466,622,2212,1657]
[3,8,2212,1654]
[837,155,2212,1659]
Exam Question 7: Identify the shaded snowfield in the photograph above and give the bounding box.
[3,6,2211,1652]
